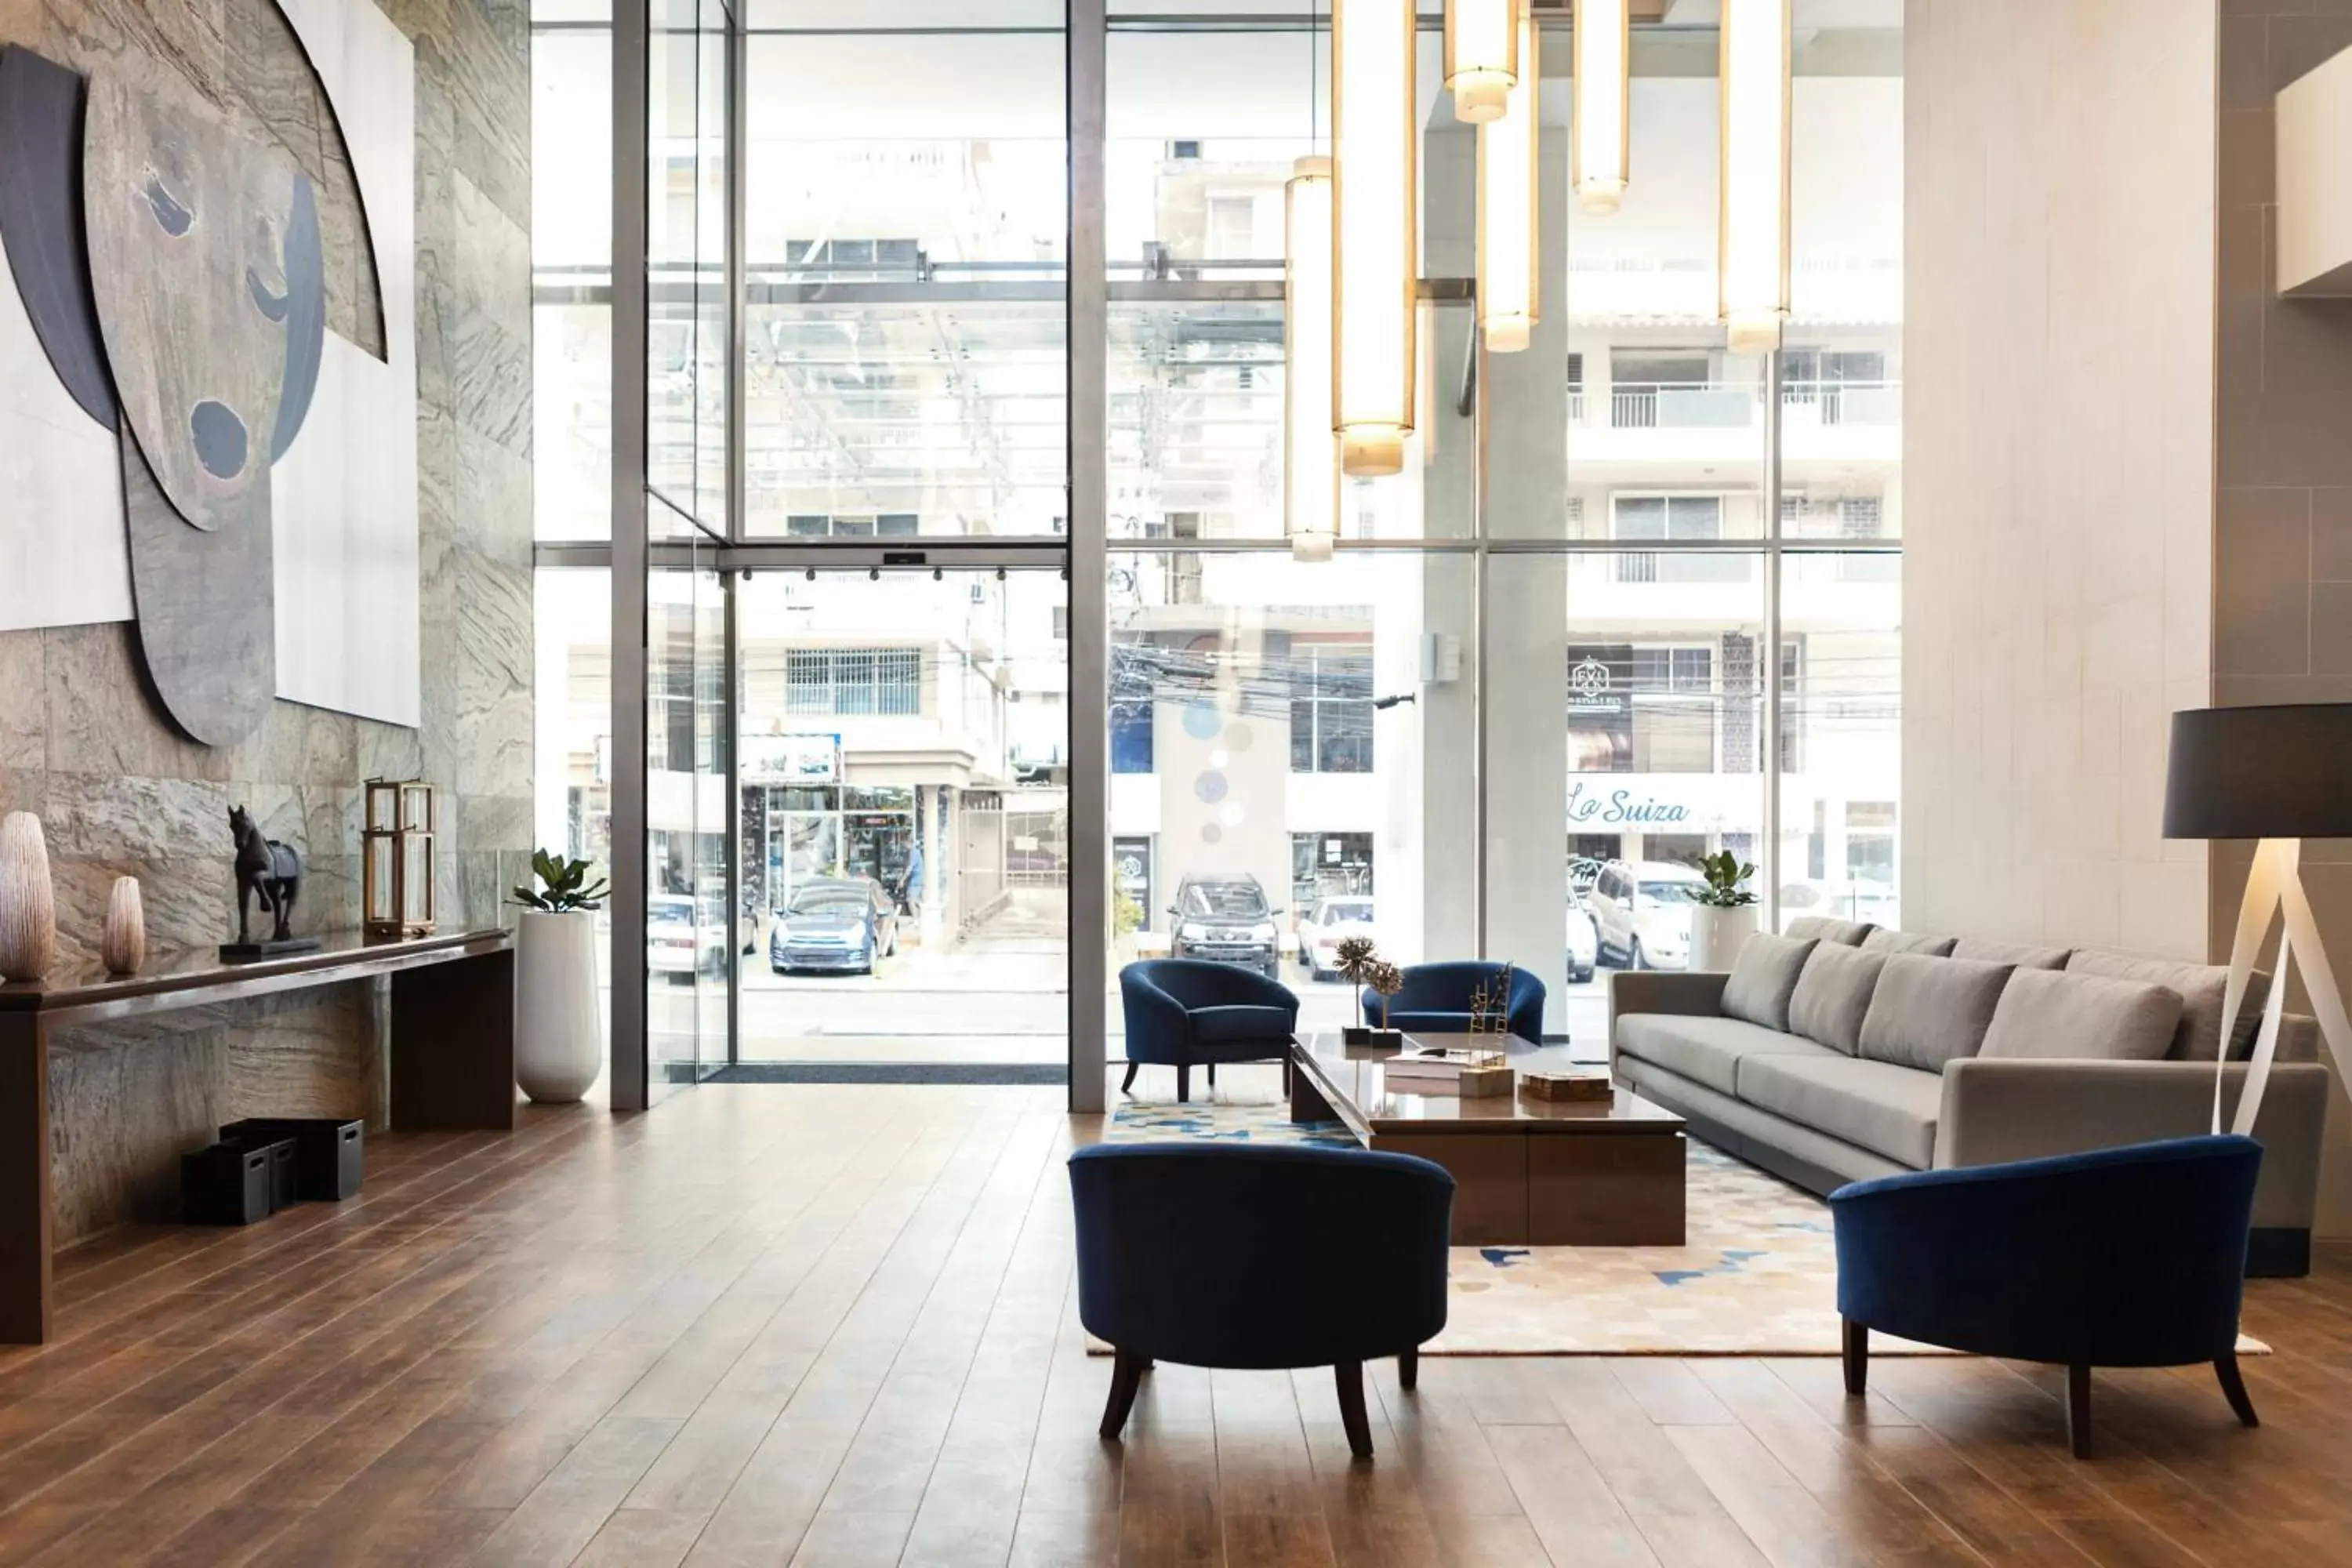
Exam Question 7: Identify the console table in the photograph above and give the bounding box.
[0,927,515,1345]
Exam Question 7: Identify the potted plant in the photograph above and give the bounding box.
[1334,935,1381,1045]
[1365,960,1407,1047]
[1686,850,1760,972]
[510,850,608,1104]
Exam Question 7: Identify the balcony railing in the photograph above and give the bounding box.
[1600,379,1902,430]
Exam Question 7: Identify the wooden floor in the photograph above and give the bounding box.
[4,1081,2350,1567]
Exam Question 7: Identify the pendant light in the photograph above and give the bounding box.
[1444,0,1517,125]
[1286,156,1338,562]
[1476,2,1538,353]
[1573,0,1629,214]
[1334,0,1417,477]
[1719,0,1791,355]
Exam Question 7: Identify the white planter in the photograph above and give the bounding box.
[1690,905,1760,973]
[516,910,604,1103]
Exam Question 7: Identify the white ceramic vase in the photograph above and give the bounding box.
[0,811,57,982]
[103,877,146,975]
[515,909,604,1103]
[1690,904,1759,973]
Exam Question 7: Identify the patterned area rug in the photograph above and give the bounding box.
[1103,1100,2268,1358]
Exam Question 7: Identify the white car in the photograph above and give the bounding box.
[1566,894,1599,983]
[1585,859,1704,971]
[1296,895,1377,982]
[648,893,728,982]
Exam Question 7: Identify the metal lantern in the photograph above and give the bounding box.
[362,779,437,939]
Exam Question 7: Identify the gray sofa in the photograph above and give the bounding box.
[1608,917,2333,1276]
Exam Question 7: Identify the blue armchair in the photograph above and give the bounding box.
[1832,1135,2264,1458]
[1120,958,1301,1102]
[1069,1142,1454,1458]
[1363,961,1546,1042]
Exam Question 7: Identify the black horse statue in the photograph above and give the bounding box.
[230,805,303,946]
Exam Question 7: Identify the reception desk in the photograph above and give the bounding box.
[0,928,514,1344]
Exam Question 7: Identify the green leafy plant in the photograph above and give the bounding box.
[1113,887,1144,938]
[511,848,608,913]
[1686,850,1759,909]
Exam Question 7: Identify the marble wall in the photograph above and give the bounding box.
[2213,2,2352,1238]
[0,0,532,1243]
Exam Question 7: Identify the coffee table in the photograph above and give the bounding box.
[1287,1032,1686,1247]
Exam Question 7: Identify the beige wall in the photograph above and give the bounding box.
[2215,2,2352,1236]
[1903,0,2216,957]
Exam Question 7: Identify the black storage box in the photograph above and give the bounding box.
[183,1142,275,1225]
[220,1117,364,1202]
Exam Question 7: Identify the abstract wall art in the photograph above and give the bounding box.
[0,0,419,744]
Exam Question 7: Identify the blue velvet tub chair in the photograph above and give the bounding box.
[1069,1142,1454,1458]
[1119,958,1301,1102]
[1832,1135,2265,1458]
[1363,960,1546,1042]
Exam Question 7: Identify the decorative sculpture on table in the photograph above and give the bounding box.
[225,806,315,957]
[1466,964,1516,1036]
[0,811,57,982]
[103,876,145,975]
[1334,935,1382,1045]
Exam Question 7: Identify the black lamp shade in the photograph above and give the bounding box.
[2164,704,2352,839]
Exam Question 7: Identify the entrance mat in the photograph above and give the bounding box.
[1101,1099,2270,1358]
[711,1063,1069,1085]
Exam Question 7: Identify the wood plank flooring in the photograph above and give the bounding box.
[2,1076,2348,1566]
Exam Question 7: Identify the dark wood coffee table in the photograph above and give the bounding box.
[1287,1032,1686,1247]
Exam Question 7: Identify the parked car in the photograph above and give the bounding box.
[1778,877,1900,932]
[1566,891,1599,983]
[648,893,728,982]
[1296,895,1376,982]
[1585,859,1704,971]
[1169,873,1284,980]
[770,877,900,975]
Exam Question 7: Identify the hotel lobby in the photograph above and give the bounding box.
[1,0,2350,1563]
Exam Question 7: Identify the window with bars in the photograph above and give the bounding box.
[786,649,923,717]
[1289,643,1374,774]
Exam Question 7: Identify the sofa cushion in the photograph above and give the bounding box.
[1787,943,1891,1054]
[1949,936,2071,970]
[1857,955,2013,1073]
[1860,928,1957,957]
[1189,1004,1296,1044]
[1976,969,2182,1062]
[1613,1013,1839,1098]
[1787,916,1873,946]
[2063,951,2270,1061]
[1736,1053,1943,1169]
[1720,934,1818,1033]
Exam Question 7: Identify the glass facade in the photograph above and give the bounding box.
[530,0,1904,1100]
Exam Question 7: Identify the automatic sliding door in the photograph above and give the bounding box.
[647,534,730,1094]
[736,565,1069,1073]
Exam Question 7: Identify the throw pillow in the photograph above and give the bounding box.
[1978,969,2183,1062]
[1786,916,1873,946]
[1860,928,1958,957]
[1949,936,2071,971]
[1786,942,1890,1054]
[1719,934,1819,1033]
[2063,951,2270,1061]
[1857,954,2014,1073]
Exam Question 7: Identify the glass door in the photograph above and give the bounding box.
[647,537,730,1095]
[735,563,1069,1076]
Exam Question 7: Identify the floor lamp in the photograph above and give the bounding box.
[2164,704,2352,1134]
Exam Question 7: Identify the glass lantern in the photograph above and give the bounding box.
[363,779,437,939]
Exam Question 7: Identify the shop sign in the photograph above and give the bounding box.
[744,732,842,785]
[1566,778,1697,826]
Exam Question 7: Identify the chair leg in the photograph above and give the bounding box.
[2215,1355,2260,1428]
[1177,1065,1190,1104]
[1334,1360,1374,1459]
[1099,1348,1148,1442]
[2066,1364,2093,1460]
[1399,1347,1419,1392]
[1120,1062,1138,1094]
[1842,1318,1868,1399]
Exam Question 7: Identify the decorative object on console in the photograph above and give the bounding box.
[1687,849,1760,971]
[102,875,144,974]
[512,849,608,1104]
[223,805,316,957]
[2164,704,2352,1134]
[363,779,438,940]
[0,811,57,982]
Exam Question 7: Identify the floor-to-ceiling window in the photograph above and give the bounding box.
[539,0,1901,1102]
